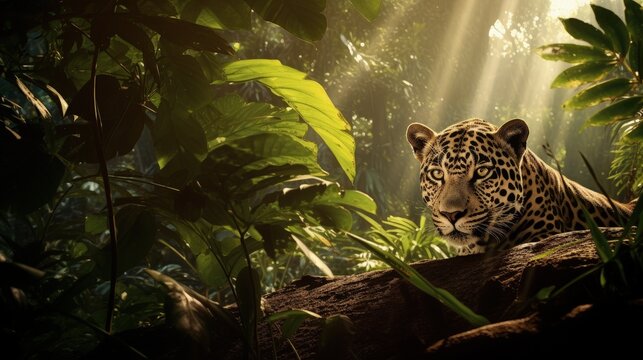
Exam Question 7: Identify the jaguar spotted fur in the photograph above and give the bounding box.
[406,118,633,255]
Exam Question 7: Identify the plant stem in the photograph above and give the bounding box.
[89,48,119,333]
[229,205,260,358]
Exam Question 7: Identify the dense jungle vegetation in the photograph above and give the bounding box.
[1,0,641,358]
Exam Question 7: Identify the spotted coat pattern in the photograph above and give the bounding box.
[406,118,632,255]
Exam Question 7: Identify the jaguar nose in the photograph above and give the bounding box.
[440,210,467,224]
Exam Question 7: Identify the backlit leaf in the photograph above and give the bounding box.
[13,76,51,120]
[625,121,643,140]
[292,235,333,277]
[563,78,632,109]
[550,61,615,88]
[587,96,643,125]
[349,0,382,21]
[220,59,356,181]
[591,4,629,55]
[347,232,489,327]
[113,17,160,85]
[536,43,611,63]
[560,17,612,50]
[244,0,326,42]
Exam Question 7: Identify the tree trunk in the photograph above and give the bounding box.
[95,229,642,359]
[223,228,638,359]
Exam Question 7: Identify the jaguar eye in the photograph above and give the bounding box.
[475,167,491,179]
[429,168,444,181]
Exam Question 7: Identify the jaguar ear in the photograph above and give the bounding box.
[495,119,529,159]
[406,123,436,162]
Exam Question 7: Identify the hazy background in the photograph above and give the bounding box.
[237,0,626,217]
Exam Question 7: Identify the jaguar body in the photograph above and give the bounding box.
[406,118,632,255]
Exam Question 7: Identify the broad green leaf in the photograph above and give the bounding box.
[200,133,323,197]
[560,17,612,50]
[183,0,251,30]
[160,55,215,111]
[85,214,108,235]
[550,61,615,88]
[114,205,157,273]
[313,204,353,230]
[587,96,643,125]
[591,4,630,55]
[255,224,292,259]
[168,219,208,254]
[64,75,147,162]
[113,17,160,85]
[244,0,326,42]
[134,15,234,53]
[199,95,305,150]
[153,100,208,174]
[207,0,251,29]
[318,315,355,360]
[349,0,382,21]
[347,232,490,327]
[536,43,611,63]
[292,235,334,277]
[626,121,643,140]
[265,309,321,341]
[220,59,355,181]
[276,181,376,214]
[580,206,613,262]
[196,252,228,287]
[625,0,643,40]
[625,0,643,74]
[563,78,632,109]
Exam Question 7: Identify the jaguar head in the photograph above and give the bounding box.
[406,119,529,254]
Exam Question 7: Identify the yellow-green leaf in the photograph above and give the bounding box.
[347,232,489,327]
[560,17,612,50]
[551,61,615,88]
[536,43,611,63]
[592,4,630,55]
[349,0,382,21]
[563,78,632,109]
[587,96,643,126]
[220,59,356,181]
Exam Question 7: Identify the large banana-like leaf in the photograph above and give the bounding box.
[218,59,356,182]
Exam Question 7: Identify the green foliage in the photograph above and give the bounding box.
[347,232,488,327]
[350,214,451,270]
[536,161,643,304]
[609,139,643,198]
[0,0,459,358]
[219,59,356,181]
[538,0,643,199]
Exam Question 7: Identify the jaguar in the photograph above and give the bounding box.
[406,118,633,255]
